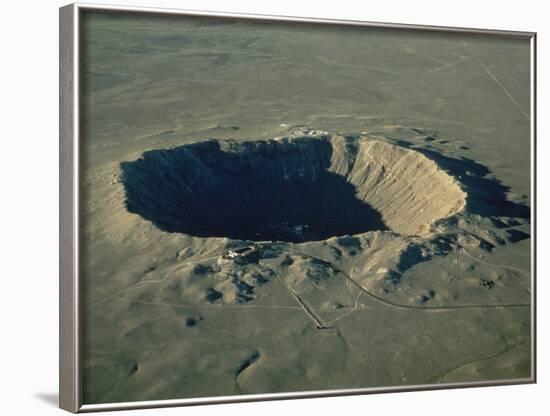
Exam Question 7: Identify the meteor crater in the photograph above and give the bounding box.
[121,132,466,242]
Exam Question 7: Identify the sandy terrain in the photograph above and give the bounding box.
[80,12,532,404]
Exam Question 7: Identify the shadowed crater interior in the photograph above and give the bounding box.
[121,134,468,242]
[121,138,387,242]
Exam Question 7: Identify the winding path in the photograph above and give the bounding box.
[286,248,530,313]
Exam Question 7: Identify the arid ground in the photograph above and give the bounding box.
[80,12,532,404]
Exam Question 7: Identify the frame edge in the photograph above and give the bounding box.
[60,3,80,413]
[531,32,537,384]
[72,1,535,38]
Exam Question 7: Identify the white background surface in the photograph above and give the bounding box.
[1,0,547,414]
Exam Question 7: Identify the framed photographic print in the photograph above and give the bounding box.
[59,2,536,412]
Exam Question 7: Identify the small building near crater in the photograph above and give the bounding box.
[219,246,260,266]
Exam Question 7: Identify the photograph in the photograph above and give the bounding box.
[3,0,549,415]
[63,2,534,411]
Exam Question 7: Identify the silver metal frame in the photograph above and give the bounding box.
[59,2,537,413]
